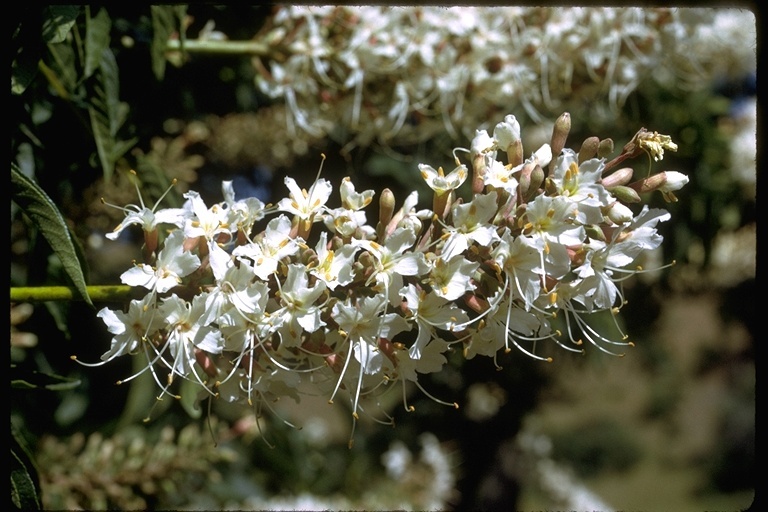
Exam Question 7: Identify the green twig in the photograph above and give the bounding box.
[165,38,270,56]
[10,285,140,303]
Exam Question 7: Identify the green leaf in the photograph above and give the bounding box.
[10,163,92,306]
[84,7,111,79]
[150,5,187,81]
[11,366,82,391]
[180,378,203,419]
[87,47,138,180]
[11,422,41,511]
[42,5,81,44]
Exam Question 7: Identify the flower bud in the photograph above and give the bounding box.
[517,163,532,198]
[601,167,634,188]
[493,114,521,153]
[585,224,607,242]
[659,171,689,192]
[628,171,688,200]
[578,136,600,163]
[659,171,689,202]
[379,188,395,226]
[507,139,524,168]
[604,201,634,224]
[471,130,494,194]
[610,185,642,203]
[598,138,614,158]
[548,112,571,174]
[525,164,545,202]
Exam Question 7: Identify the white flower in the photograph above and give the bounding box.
[441,191,500,259]
[308,231,359,290]
[339,177,375,210]
[160,293,224,389]
[331,294,410,418]
[471,129,497,161]
[182,190,234,280]
[222,180,266,236]
[274,264,327,347]
[470,294,553,361]
[401,284,469,359]
[356,226,429,306]
[483,159,520,193]
[426,254,479,301]
[95,294,159,363]
[523,194,586,249]
[232,215,302,281]
[120,230,200,293]
[419,163,468,195]
[277,176,333,221]
[104,174,184,241]
[323,207,373,239]
[550,149,613,224]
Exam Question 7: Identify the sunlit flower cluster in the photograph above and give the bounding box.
[76,112,687,441]
[250,6,755,150]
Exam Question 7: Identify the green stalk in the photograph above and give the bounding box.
[166,38,270,56]
[10,285,140,303]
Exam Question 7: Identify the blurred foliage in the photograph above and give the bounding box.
[36,422,236,510]
[547,418,644,478]
[10,5,754,511]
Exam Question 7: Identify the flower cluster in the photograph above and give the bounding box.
[76,112,687,440]
[250,6,755,149]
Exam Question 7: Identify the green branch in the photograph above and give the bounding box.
[10,285,141,303]
[166,38,270,56]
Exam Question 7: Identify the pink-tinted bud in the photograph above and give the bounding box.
[601,167,634,188]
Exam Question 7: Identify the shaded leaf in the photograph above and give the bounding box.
[43,40,79,97]
[42,5,81,44]
[11,8,44,96]
[87,47,138,180]
[150,5,187,81]
[11,366,82,391]
[84,7,111,79]
[11,163,92,306]
[11,422,41,511]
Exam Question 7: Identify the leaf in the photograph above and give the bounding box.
[84,7,111,79]
[150,5,187,81]
[11,366,82,391]
[87,47,138,180]
[12,8,44,96]
[179,378,203,419]
[11,163,92,306]
[11,422,41,511]
[42,5,81,44]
